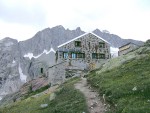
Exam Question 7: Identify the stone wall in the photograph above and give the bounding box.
[48,62,66,86]
[47,60,89,86]
[57,33,110,70]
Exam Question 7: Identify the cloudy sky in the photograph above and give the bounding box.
[0,0,150,41]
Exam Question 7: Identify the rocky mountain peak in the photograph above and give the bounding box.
[0,37,18,43]
[93,28,102,34]
[102,30,110,34]
[51,25,65,31]
[76,27,81,31]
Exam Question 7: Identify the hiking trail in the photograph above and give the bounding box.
[74,77,106,113]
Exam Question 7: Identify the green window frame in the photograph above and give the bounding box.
[92,53,97,59]
[62,52,85,59]
[99,42,105,48]
[75,41,81,47]
[71,53,76,59]
[92,53,105,59]
[77,53,85,58]
[99,54,105,59]
[63,52,68,59]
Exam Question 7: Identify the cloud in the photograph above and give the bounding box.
[0,19,38,40]
[0,0,46,27]
[0,0,150,41]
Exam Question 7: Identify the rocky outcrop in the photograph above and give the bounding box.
[0,38,22,98]
[0,76,49,106]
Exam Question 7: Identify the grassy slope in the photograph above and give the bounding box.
[0,77,88,113]
[88,47,150,113]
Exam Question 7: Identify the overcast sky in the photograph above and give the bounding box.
[0,0,150,41]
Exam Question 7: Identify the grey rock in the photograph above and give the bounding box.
[40,104,48,108]
[0,38,22,98]
[49,93,56,101]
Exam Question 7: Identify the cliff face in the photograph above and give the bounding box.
[0,25,143,99]
[0,38,22,98]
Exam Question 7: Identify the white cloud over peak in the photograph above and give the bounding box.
[0,0,150,41]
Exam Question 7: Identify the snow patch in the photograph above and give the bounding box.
[43,48,56,54]
[24,48,56,60]
[0,97,2,100]
[24,52,43,60]
[18,64,27,83]
[24,53,34,60]
[12,60,16,64]
[110,47,119,58]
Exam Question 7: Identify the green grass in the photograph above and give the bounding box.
[0,77,88,113]
[87,54,150,113]
[23,84,50,99]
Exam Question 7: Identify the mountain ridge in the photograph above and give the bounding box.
[0,25,144,100]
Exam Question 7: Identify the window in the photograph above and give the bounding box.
[71,52,85,59]
[92,53,97,59]
[77,53,85,58]
[72,53,76,59]
[99,54,105,59]
[75,41,81,47]
[62,52,85,59]
[63,52,68,59]
[92,53,105,59]
[99,42,105,48]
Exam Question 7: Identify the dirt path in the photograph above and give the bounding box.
[74,77,106,113]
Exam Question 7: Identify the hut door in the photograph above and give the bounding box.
[41,68,43,74]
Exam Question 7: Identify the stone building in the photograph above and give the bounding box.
[118,42,139,56]
[48,32,110,85]
[56,32,110,70]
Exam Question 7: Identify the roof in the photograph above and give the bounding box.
[58,32,110,48]
[119,42,140,49]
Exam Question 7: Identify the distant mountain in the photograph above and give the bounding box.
[93,29,143,48]
[19,26,143,56]
[19,25,85,56]
[0,25,144,100]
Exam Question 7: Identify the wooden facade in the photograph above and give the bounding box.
[118,42,139,56]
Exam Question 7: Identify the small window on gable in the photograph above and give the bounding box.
[99,42,105,48]
[75,41,81,47]
[63,52,68,59]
